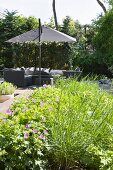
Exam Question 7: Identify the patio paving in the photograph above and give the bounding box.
[0,87,33,113]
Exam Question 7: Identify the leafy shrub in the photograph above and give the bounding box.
[1,80,113,169]
[0,95,49,169]
[0,82,16,95]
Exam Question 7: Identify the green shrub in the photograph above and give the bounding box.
[0,82,16,95]
[0,94,49,169]
[1,80,113,169]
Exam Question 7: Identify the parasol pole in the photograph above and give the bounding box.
[39,18,41,86]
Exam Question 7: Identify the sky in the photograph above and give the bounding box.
[0,0,104,24]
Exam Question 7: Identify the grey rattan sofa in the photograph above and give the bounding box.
[4,69,32,87]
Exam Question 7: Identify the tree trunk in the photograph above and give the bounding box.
[52,0,58,30]
[96,0,107,13]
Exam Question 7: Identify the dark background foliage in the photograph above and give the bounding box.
[1,9,113,77]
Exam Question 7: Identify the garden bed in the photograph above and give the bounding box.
[0,79,113,169]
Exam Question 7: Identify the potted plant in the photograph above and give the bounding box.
[0,82,16,103]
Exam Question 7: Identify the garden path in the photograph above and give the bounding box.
[0,88,33,113]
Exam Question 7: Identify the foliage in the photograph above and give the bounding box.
[0,10,39,67]
[0,10,39,44]
[1,9,113,77]
[10,42,71,69]
[46,79,113,169]
[61,16,76,36]
[102,0,113,7]
[0,10,73,69]
[0,82,16,95]
[60,14,113,77]
[94,9,113,67]
[45,17,55,28]
[0,93,49,169]
[1,79,113,169]
[96,0,113,12]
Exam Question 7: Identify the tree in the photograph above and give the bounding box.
[94,9,113,66]
[52,0,58,30]
[0,10,39,67]
[45,17,55,28]
[104,0,113,6]
[96,0,107,13]
[61,16,75,36]
[96,0,113,13]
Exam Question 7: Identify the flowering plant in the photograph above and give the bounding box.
[0,88,49,169]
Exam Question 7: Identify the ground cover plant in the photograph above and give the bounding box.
[1,79,113,169]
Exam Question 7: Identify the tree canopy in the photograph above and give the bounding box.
[94,9,113,66]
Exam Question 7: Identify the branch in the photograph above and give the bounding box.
[96,0,107,13]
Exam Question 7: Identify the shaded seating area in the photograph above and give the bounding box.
[3,67,82,87]
[4,68,53,87]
